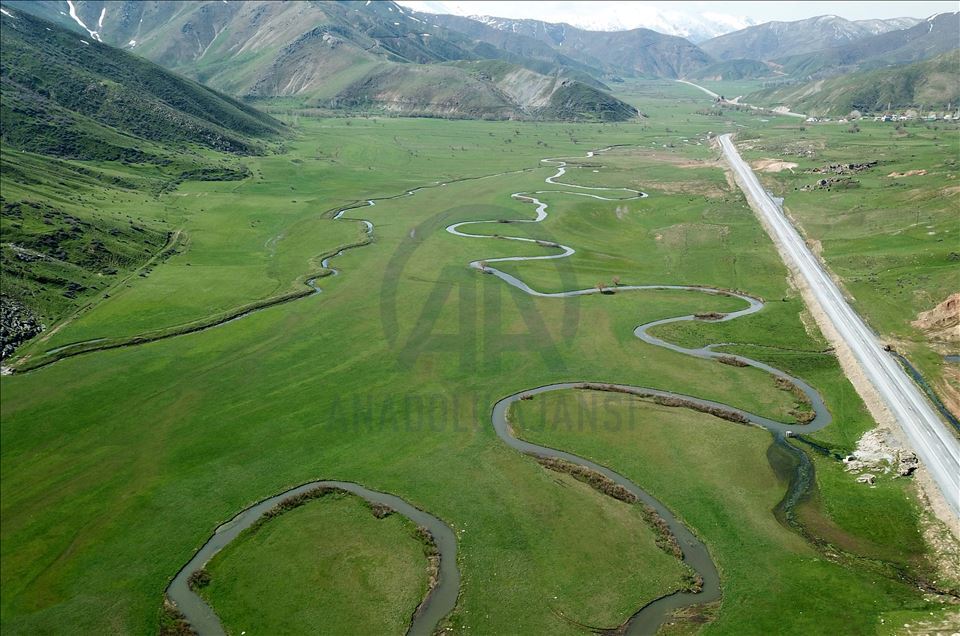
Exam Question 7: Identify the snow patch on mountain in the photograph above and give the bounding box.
[400,1,755,41]
[66,0,102,42]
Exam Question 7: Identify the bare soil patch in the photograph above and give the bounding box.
[887,169,928,178]
[912,293,960,347]
[752,158,798,173]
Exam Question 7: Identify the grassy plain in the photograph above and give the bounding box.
[511,390,949,634]
[199,492,429,635]
[1,87,952,636]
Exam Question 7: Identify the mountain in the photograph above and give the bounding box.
[465,8,756,43]
[700,15,922,62]
[747,49,960,116]
[0,4,280,160]
[1,6,281,355]
[422,13,713,78]
[5,1,637,121]
[687,59,780,81]
[776,12,960,77]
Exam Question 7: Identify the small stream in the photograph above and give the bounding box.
[457,147,831,633]
[165,481,459,636]
[167,147,835,635]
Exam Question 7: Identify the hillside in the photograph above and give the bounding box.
[328,59,637,120]
[0,6,280,160]
[700,15,921,61]
[424,13,713,78]
[776,12,960,77]
[7,0,635,120]
[687,59,779,81]
[747,49,960,116]
[0,7,279,357]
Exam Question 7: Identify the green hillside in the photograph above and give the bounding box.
[0,7,280,160]
[6,1,639,121]
[0,7,280,358]
[748,49,960,115]
[687,59,778,81]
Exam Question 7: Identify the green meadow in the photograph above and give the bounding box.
[1,87,955,635]
[198,492,430,635]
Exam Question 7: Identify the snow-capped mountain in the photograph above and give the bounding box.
[401,2,756,42]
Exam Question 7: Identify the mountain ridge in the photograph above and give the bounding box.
[700,14,923,61]
[748,49,960,116]
[6,0,638,120]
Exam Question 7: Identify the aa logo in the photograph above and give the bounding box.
[380,203,580,373]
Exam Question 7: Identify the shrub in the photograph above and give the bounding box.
[187,569,210,591]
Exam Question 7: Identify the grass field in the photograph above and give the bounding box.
[510,390,950,634]
[198,492,430,635]
[1,87,955,635]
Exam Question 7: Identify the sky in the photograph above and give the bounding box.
[396,1,957,39]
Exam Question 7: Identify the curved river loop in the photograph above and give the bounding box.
[168,147,836,634]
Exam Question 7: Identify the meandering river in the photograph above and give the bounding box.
[168,146,833,635]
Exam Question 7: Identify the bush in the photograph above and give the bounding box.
[187,569,210,591]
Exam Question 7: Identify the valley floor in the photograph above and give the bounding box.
[2,84,958,635]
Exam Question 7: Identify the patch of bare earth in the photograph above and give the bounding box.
[913,293,960,348]
[752,158,799,173]
[887,169,929,178]
[912,293,960,419]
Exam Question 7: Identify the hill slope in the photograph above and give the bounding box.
[0,5,280,160]
[686,59,779,81]
[0,7,280,357]
[748,49,960,116]
[700,15,921,61]
[7,0,636,120]
[424,13,713,78]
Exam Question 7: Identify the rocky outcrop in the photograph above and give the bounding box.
[0,295,43,360]
[843,427,921,482]
[897,451,919,477]
[809,161,877,174]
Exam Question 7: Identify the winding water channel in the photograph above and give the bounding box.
[165,481,459,636]
[168,147,835,634]
[454,148,832,633]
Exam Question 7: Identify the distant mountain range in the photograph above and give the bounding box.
[699,15,922,61]
[774,12,960,77]
[422,13,712,78]
[3,1,958,119]
[464,9,756,44]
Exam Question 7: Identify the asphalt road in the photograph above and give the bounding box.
[720,133,960,518]
[677,80,806,118]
